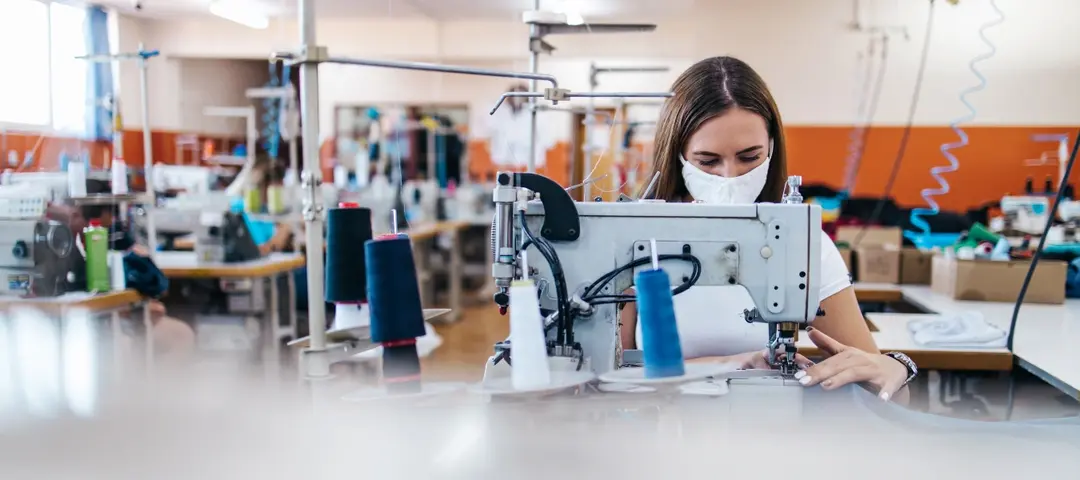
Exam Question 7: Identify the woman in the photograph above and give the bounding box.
[620,57,916,402]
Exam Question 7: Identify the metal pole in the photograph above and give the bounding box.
[137,43,158,252]
[583,65,669,201]
[489,91,672,115]
[280,56,558,89]
[528,0,540,174]
[584,63,597,201]
[297,0,330,379]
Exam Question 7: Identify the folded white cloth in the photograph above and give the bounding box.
[907,312,1006,348]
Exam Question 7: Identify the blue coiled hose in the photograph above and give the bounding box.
[261,62,292,158]
[908,1,1005,243]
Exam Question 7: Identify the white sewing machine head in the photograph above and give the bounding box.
[998,195,1050,233]
[488,172,822,377]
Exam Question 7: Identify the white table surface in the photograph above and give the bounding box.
[152,251,302,270]
[850,285,1080,398]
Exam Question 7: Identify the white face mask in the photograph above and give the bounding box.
[680,139,773,204]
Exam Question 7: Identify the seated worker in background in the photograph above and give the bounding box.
[231,161,315,314]
[79,203,196,362]
[619,57,916,403]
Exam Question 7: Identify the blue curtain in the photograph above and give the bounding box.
[85,6,113,141]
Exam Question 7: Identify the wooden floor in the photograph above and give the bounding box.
[423,304,507,381]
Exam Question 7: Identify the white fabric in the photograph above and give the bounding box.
[634,231,851,358]
[679,139,774,205]
[907,312,1006,348]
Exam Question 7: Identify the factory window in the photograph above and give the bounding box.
[50,2,89,134]
[0,0,89,133]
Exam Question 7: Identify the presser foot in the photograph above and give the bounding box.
[766,347,800,378]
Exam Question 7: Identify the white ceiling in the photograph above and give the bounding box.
[95,0,699,21]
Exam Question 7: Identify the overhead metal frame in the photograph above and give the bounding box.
[282,0,672,382]
[76,44,161,252]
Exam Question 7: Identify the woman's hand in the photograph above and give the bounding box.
[261,224,293,255]
[689,349,812,370]
[796,327,909,401]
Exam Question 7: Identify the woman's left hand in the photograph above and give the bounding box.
[795,327,909,401]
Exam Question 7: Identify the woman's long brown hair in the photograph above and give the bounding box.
[648,56,788,203]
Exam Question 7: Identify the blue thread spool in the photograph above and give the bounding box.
[635,268,685,378]
[366,234,427,393]
[325,202,372,303]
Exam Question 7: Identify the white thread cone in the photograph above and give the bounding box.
[333,303,368,330]
[111,160,129,194]
[509,279,550,390]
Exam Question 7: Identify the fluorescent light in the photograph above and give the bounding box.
[557,0,585,25]
[209,1,269,30]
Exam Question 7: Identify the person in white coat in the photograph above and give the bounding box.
[619,56,916,403]
[487,83,553,169]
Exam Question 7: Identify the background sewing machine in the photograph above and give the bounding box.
[0,218,75,296]
[485,172,822,382]
[994,195,1050,235]
[0,182,76,296]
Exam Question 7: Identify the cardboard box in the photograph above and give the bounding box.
[835,226,903,249]
[854,245,901,284]
[930,255,1067,304]
[899,248,934,285]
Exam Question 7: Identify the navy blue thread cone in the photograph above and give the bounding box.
[366,234,427,393]
[325,203,372,303]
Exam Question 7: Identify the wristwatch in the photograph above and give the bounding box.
[884,351,918,385]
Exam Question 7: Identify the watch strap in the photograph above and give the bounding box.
[884,351,918,385]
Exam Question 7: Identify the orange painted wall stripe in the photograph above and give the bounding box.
[787,125,1077,211]
[10,125,1076,214]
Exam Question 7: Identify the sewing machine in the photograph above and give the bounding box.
[486,172,822,381]
[0,219,75,296]
[997,195,1050,235]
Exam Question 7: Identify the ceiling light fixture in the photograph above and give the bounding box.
[557,0,585,26]
[209,1,269,30]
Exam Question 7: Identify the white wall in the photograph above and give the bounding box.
[178,59,269,135]
[115,0,1080,143]
[113,14,269,136]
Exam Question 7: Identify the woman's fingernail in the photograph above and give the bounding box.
[806,326,815,332]
[880,391,890,402]
[822,380,832,388]
[794,370,806,380]
[798,375,811,386]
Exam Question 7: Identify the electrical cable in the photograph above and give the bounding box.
[582,254,701,304]
[519,211,571,344]
[908,0,1005,243]
[843,35,890,196]
[852,0,937,248]
[1007,129,1080,350]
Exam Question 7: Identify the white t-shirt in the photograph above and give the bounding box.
[634,230,851,358]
